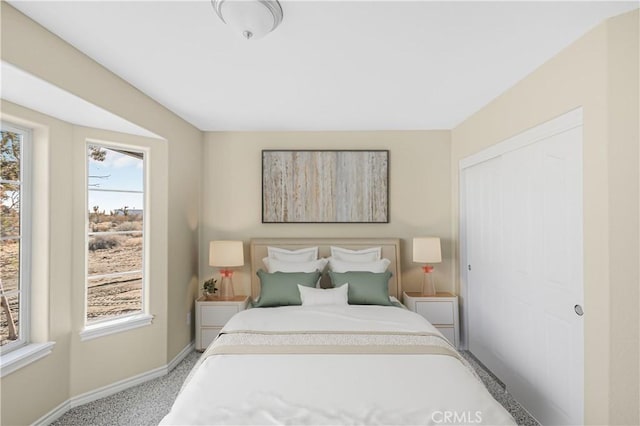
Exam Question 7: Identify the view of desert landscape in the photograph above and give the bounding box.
[0,213,144,345]
[0,241,20,346]
[87,211,144,322]
[1,139,145,345]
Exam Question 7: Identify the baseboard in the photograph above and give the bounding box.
[69,365,167,408]
[168,341,195,372]
[34,400,70,426]
[33,341,195,426]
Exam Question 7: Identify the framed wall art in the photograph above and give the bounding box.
[262,150,389,223]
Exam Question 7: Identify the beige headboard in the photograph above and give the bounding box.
[249,238,402,300]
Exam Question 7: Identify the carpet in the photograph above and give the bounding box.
[52,350,538,425]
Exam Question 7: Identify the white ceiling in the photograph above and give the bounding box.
[7,1,639,131]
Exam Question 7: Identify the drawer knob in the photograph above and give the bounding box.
[574,304,584,316]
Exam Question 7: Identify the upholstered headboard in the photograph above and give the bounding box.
[249,238,402,300]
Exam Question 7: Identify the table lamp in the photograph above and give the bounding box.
[413,237,442,296]
[209,240,244,300]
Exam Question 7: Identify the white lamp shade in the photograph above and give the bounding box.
[209,240,244,267]
[216,0,282,40]
[413,237,442,263]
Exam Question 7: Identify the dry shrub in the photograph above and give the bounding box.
[91,222,114,233]
[88,235,123,251]
[124,237,143,247]
[109,214,134,224]
[115,221,142,232]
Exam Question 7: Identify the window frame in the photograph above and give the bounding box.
[0,121,32,355]
[81,139,152,340]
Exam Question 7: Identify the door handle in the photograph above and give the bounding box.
[574,304,584,316]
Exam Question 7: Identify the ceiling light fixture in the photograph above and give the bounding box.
[211,0,283,40]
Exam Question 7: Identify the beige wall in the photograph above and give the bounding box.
[69,126,169,396]
[0,103,74,426]
[201,131,453,296]
[452,10,639,425]
[606,10,639,425]
[1,3,202,425]
[0,101,171,424]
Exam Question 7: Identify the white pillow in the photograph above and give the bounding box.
[328,257,391,273]
[298,283,349,306]
[263,257,328,273]
[330,246,381,262]
[267,246,318,262]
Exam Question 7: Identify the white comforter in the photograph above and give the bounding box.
[161,305,515,425]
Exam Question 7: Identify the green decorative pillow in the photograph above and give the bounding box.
[328,271,394,306]
[253,269,322,308]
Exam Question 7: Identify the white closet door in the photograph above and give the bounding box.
[464,114,583,425]
[465,157,506,373]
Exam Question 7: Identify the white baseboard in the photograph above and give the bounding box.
[34,400,70,426]
[69,364,167,408]
[33,341,195,426]
[168,340,195,372]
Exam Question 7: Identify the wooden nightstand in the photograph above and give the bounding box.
[195,296,249,351]
[403,292,460,348]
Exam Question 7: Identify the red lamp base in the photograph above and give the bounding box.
[219,270,235,299]
[421,266,436,296]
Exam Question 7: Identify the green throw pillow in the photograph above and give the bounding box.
[253,269,321,308]
[328,271,393,306]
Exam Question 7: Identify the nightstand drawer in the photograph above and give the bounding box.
[437,327,455,345]
[200,327,222,349]
[201,305,240,326]
[195,296,249,351]
[404,292,459,348]
[416,301,454,325]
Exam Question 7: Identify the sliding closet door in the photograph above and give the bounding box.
[464,111,583,425]
[465,157,505,372]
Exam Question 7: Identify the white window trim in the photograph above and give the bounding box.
[83,140,150,338]
[80,313,153,341]
[0,122,32,355]
[0,342,55,378]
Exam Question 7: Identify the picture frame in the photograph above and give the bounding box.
[262,150,389,223]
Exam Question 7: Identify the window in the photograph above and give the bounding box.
[86,143,146,326]
[0,123,31,353]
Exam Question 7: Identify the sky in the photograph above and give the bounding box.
[88,146,144,214]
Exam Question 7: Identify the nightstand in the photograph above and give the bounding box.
[403,292,459,348]
[195,296,249,351]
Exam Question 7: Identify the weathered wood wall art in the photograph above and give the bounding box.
[262,150,389,223]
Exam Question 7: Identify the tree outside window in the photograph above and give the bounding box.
[1,127,27,349]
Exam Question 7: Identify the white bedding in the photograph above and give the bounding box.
[161,305,515,425]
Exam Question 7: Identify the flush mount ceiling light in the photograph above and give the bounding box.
[211,0,283,40]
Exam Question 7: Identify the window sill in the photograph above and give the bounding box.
[0,342,56,378]
[80,313,153,341]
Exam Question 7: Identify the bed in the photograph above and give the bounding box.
[161,238,515,425]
